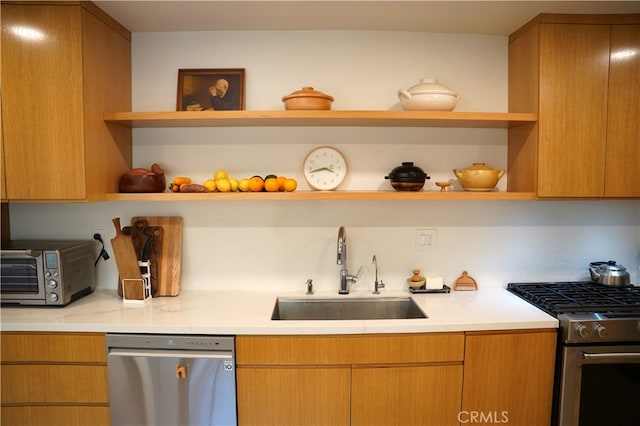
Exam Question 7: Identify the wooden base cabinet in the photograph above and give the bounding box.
[1,2,132,201]
[237,331,556,426]
[508,14,640,198]
[236,333,465,426]
[462,330,557,426]
[0,332,110,426]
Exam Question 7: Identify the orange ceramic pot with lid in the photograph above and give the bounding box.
[282,87,334,110]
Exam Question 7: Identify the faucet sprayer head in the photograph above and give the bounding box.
[337,226,346,265]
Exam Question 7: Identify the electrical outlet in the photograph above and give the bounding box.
[415,228,437,251]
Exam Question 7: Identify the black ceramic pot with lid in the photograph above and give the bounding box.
[385,162,430,191]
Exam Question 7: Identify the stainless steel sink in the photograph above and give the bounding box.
[271,297,427,320]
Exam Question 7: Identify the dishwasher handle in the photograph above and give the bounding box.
[109,348,234,359]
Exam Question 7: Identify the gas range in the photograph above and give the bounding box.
[507,281,640,344]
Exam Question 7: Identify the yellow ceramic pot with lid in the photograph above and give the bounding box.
[453,162,505,191]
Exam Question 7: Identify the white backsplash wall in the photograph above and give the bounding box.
[7,30,640,293]
[8,200,640,292]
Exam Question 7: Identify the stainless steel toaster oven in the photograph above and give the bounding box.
[1,240,96,306]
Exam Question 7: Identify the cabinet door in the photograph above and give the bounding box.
[538,23,611,197]
[462,330,556,426]
[352,364,463,426]
[1,120,6,202]
[237,367,350,426]
[1,4,86,200]
[605,24,640,197]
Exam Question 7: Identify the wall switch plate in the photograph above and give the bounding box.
[415,228,437,251]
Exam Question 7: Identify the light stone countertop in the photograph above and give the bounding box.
[0,288,557,335]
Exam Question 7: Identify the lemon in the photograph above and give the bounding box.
[238,178,251,192]
[214,170,228,181]
[203,179,217,192]
[228,177,239,192]
[283,178,297,192]
[216,178,231,192]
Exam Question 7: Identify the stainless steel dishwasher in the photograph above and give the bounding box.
[106,334,237,426]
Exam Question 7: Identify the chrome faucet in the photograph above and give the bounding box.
[372,255,385,294]
[337,226,361,294]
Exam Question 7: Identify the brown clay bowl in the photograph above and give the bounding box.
[119,173,166,193]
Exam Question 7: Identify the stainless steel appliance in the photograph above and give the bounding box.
[507,281,640,426]
[1,240,96,306]
[106,334,237,426]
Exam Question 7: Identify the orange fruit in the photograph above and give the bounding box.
[248,176,264,192]
[283,178,297,192]
[172,177,192,185]
[264,177,280,192]
[276,176,287,191]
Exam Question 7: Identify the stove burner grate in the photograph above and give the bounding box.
[507,281,640,315]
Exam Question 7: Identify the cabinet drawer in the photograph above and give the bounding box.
[0,406,110,426]
[350,333,464,364]
[236,333,465,365]
[1,365,109,404]
[0,332,106,363]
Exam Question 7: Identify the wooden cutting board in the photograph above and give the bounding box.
[131,216,183,296]
[110,218,143,299]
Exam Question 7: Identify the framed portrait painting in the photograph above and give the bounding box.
[177,68,245,111]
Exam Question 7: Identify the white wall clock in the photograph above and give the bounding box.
[303,146,348,191]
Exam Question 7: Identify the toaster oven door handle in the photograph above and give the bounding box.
[1,249,42,258]
[1,264,37,269]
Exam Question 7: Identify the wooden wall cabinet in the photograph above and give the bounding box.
[462,330,557,426]
[0,332,110,426]
[0,2,132,202]
[508,14,640,198]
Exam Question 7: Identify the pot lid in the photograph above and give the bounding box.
[406,78,457,95]
[385,162,429,180]
[459,162,499,172]
[590,260,627,272]
[282,86,334,102]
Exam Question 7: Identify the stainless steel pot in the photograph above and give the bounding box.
[588,261,631,287]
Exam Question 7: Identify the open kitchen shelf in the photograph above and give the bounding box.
[104,109,538,201]
[105,190,537,201]
[103,110,537,128]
